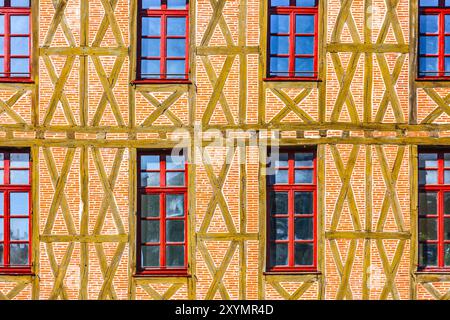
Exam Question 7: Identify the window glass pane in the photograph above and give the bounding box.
[10,192,28,215]
[446,58,450,76]
[11,37,29,55]
[295,192,313,214]
[445,193,450,215]
[419,243,437,267]
[297,0,316,6]
[270,57,289,76]
[141,246,159,267]
[274,152,289,167]
[142,17,161,36]
[295,243,313,265]
[0,153,3,167]
[11,58,29,76]
[167,38,186,57]
[10,16,29,34]
[0,218,3,241]
[166,171,185,186]
[141,38,160,57]
[446,0,450,5]
[270,243,288,266]
[166,220,184,242]
[11,153,29,168]
[295,169,313,183]
[445,170,450,184]
[166,60,185,78]
[141,194,159,217]
[0,169,3,184]
[295,218,313,240]
[270,192,288,215]
[446,15,450,33]
[419,169,438,184]
[0,15,3,34]
[0,37,3,55]
[142,0,161,9]
[295,58,314,77]
[271,0,290,5]
[141,155,160,170]
[10,170,29,184]
[10,243,28,265]
[0,244,3,265]
[167,0,187,9]
[296,36,314,54]
[419,57,438,77]
[295,152,314,167]
[10,218,28,240]
[420,15,438,33]
[167,155,185,170]
[296,15,315,33]
[0,58,4,75]
[271,218,288,240]
[445,245,450,266]
[420,36,438,54]
[166,245,184,267]
[419,192,437,215]
[0,192,3,215]
[446,37,450,55]
[270,35,289,55]
[141,220,160,243]
[420,0,439,5]
[419,153,437,168]
[141,59,161,78]
[141,172,160,187]
[274,169,288,184]
[167,17,186,36]
[166,194,184,217]
[270,14,290,33]
[11,0,29,6]
[419,218,437,241]
[445,218,450,240]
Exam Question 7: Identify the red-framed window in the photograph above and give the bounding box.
[137,150,188,275]
[0,149,31,274]
[267,0,318,80]
[418,149,450,271]
[418,0,450,79]
[0,1,31,81]
[266,148,317,272]
[137,0,189,81]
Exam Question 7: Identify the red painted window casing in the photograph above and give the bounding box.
[267,0,319,80]
[136,0,189,82]
[0,149,32,275]
[418,149,450,272]
[0,1,32,83]
[266,148,317,273]
[136,150,188,276]
[418,0,450,80]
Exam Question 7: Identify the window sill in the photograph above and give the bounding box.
[132,79,192,85]
[416,269,450,274]
[416,77,450,82]
[263,77,321,82]
[0,269,34,276]
[0,78,34,84]
[134,271,191,278]
[264,270,321,276]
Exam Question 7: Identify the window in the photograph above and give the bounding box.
[418,150,450,271]
[418,0,450,78]
[0,149,31,274]
[137,150,188,275]
[268,0,318,79]
[0,1,31,81]
[267,148,316,272]
[137,0,189,81]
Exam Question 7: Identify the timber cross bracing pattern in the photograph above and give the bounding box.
[0,0,449,300]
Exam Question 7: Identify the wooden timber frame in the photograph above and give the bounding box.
[0,0,449,300]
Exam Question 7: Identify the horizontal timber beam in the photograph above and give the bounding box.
[327,43,409,53]
[197,233,259,241]
[40,47,128,56]
[40,234,129,243]
[196,46,259,55]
